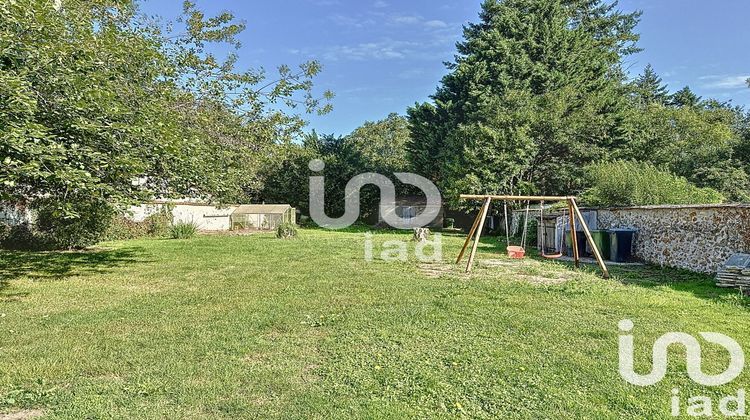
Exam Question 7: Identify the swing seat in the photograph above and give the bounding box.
[507,246,526,259]
[542,252,563,259]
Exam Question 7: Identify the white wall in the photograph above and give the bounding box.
[128,203,238,231]
[0,204,31,225]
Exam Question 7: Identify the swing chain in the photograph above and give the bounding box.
[503,202,510,246]
[520,201,530,250]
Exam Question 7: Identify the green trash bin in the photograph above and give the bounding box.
[587,230,611,260]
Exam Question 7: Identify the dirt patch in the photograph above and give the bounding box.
[417,263,456,278]
[241,352,270,366]
[479,259,519,268]
[0,410,44,420]
[263,330,283,341]
[517,274,571,285]
[478,258,575,285]
[300,363,320,383]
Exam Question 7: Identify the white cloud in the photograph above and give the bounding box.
[391,15,421,25]
[424,20,448,28]
[313,11,462,62]
[387,14,454,30]
[699,75,750,90]
[373,0,388,8]
[329,14,376,28]
[323,41,419,61]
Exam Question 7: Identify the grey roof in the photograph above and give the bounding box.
[232,204,292,215]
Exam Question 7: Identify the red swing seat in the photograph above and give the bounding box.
[507,246,526,259]
[503,201,530,259]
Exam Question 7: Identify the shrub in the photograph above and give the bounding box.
[143,209,173,237]
[33,199,115,249]
[582,160,725,207]
[443,217,455,229]
[276,222,298,239]
[103,206,173,241]
[170,221,198,239]
[0,223,51,250]
[297,215,319,228]
[103,216,150,241]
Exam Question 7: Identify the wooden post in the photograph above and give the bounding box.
[567,199,580,268]
[456,202,485,264]
[465,197,492,273]
[570,198,610,279]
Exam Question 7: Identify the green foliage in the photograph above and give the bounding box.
[346,113,410,174]
[443,218,455,229]
[0,0,331,247]
[620,100,749,201]
[261,115,412,218]
[33,198,115,249]
[406,102,445,183]
[170,221,198,240]
[104,209,172,241]
[404,1,749,203]
[0,223,45,250]
[670,86,701,108]
[525,219,538,247]
[631,64,669,105]
[276,222,298,239]
[104,217,151,241]
[582,160,725,206]
[297,215,313,228]
[144,208,174,238]
[408,0,642,202]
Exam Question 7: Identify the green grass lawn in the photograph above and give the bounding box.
[1,229,748,418]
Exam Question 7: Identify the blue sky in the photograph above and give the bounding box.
[138,0,750,135]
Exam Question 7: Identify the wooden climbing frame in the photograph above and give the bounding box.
[455,195,610,278]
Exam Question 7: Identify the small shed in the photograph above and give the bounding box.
[230,204,295,231]
[376,195,444,228]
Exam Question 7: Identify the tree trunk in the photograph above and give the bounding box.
[413,228,430,242]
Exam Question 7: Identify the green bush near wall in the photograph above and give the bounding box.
[582,160,725,207]
[103,207,173,241]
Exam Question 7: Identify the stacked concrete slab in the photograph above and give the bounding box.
[715,254,750,291]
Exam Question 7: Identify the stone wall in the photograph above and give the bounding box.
[596,204,750,274]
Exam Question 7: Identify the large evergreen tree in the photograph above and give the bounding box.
[407,0,641,201]
[670,86,701,108]
[632,64,669,105]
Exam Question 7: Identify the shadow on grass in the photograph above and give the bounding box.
[466,233,749,308]
[607,264,749,307]
[547,253,750,308]
[0,247,149,286]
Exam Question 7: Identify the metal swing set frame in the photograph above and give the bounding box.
[455,195,610,278]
